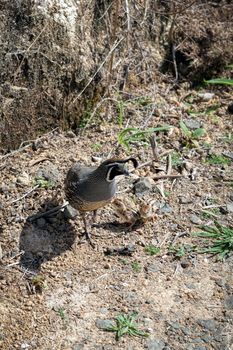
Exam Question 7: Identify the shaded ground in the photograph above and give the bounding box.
[0,83,233,350]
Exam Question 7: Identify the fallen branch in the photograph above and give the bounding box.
[152,174,183,180]
[27,201,69,222]
[10,185,40,204]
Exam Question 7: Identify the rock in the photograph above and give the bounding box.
[189,214,202,225]
[145,338,165,350]
[36,163,60,184]
[17,172,30,186]
[226,202,233,213]
[99,308,109,315]
[197,319,217,331]
[145,263,161,273]
[197,92,215,102]
[183,118,201,130]
[63,204,78,219]
[66,130,76,138]
[0,183,9,193]
[133,177,153,197]
[95,319,113,330]
[225,295,233,309]
[37,218,46,228]
[72,343,84,350]
[227,102,233,114]
[179,197,192,204]
[159,203,172,214]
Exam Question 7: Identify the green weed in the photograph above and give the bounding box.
[205,78,233,86]
[206,154,230,166]
[107,313,149,340]
[131,262,142,272]
[194,222,233,259]
[171,152,183,167]
[180,120,206,148]
[169,244,196,258]
[33,176,54,189]
[145,245,160,256]
[118,125,171,150]
[92,142,102,151]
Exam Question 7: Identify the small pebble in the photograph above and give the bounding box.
[197,92,215,101]
[95,319,113,330]
[189,214,202,225]
[226,202,233,213]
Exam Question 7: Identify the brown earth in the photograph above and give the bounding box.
[0,82,232,349]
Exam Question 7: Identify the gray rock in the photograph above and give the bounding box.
[95,319,113,330]
[37,218,46,228]
[190,214,202,225]
[159,203,172,214]
[17,172,30,186]
[72,343,84,350]
[169,322,182,330]
[99,308,109,315]
[145,338,165,350]
[225,295,233,309]
[179,197,192,204]
[36,163,60,184]
[146,263,161,273]
[197,92,215,102]
[226,202,233,213]
[195,347,207,350]
[197,319,217,331]
[183,118,201,130]
[133,177,152,197]
[63,204,78,219]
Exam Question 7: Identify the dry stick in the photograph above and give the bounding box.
[10,185,40,204]
[149,135,159,161]
[166,153,172,175]
[71,37,124,105]
[172,43,179,83]
[27,201,69,222]
[152,174,183,180]
[13,22,49,82]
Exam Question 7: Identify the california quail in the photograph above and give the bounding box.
[65,157,138,246]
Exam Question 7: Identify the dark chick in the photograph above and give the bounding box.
[65,157,138,247]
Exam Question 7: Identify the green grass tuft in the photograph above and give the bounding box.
[107,313,149,340]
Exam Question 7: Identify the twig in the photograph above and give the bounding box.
[152,174,183,180]
[6,261,20,268]
[172,43,179,83]
[7,251,24,261]
[10,185,39,204]
[166,154,172,175]
[27,201,69,222]
[149,135,159,162]
[71,37,124,104]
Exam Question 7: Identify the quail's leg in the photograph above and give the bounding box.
[81,214,95,248]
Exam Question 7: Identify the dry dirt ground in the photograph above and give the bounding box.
[0,85,233,350]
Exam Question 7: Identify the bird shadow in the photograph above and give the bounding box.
[93,219,142,234]
[19,200,77,272]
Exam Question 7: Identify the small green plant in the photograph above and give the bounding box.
[223,133,233,144]
[118,125,171,150]
[145,245,160,256]
[92,142,102,151]
[107,313,149,340]
[171,152,183,167]
[56,307,67,320]
[206,154,230,166]
[180,120,206,148]
[201,208,221,219]
[33,176,54,189]
[194,222,233,259]
[169,244,196,258]
[119,258,128,265]
[131,261,142,272]
[116,99,124,127]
